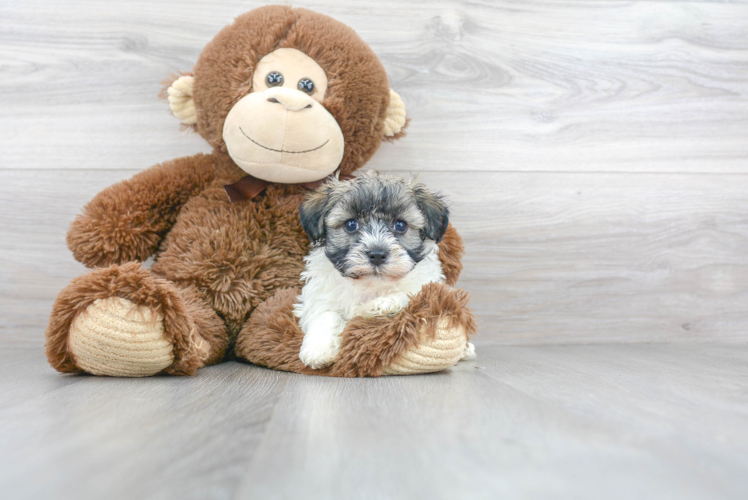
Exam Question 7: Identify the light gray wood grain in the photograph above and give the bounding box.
[1,344,747,500]
[3,169,747,346]
[1,0,747,173]
[0,348,289,500]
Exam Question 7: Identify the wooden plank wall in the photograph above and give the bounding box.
[2,0,747,347]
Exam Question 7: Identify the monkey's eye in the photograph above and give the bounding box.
[393,221,408,234]
[344,219,359,234]
[298,78,315,95]
[266,71,284,87]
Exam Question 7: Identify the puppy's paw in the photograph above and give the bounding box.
[359,294,410,319]
[299,340,337,369]
[299,313,344,369]
[460,342,476,361]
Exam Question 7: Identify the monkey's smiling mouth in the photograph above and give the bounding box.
[239,127,329,154]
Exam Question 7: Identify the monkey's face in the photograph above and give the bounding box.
[222,49,345,184]
[169,7,409,181]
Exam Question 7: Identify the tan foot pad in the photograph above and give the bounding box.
[68,297,174,377]
[383,319,467,375]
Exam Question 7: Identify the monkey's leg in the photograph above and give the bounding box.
[46,262,227,377]
[235,283,476,377]
[333,282,477,377]
[234,289,311,375]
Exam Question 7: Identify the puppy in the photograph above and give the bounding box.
[294,170,474,369]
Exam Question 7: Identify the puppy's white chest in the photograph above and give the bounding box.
[343,278,405,310]
[294,246,445,324]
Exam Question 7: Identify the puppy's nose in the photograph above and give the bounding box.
[367,250,388,266]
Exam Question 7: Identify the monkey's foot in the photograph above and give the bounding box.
[68,297,173,377]
[238,282,477,377]
[382,318,469,375]
[46,262,210,377]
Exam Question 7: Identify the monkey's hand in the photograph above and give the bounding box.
[357,293,411,320]
[67,154,215,268]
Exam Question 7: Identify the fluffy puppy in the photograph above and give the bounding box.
[294,171,473,369]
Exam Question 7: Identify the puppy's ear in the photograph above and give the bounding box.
[299,186,333,242]
[413,186,450,243]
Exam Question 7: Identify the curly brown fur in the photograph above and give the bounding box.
[151,156,311,341]
[437,224,465,286]
[193,6,399,175]
[236,282,476,377]
[235,288,318,375]
[67,154,216,268]
[177,284,230,366]
[45,262,227,376]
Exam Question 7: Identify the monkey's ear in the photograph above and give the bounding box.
[413,186,450,243]
[165,74,197,125]
[382,89,408,139]
[299,186,333,243]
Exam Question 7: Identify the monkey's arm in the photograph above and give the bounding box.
[67,153,217,268]
[437,224,465,286]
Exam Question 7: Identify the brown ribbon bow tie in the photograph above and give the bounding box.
[224,172,355,203]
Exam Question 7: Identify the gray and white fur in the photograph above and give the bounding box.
[293,170,464,369]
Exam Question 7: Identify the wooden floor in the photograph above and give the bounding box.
[1,344,746,500]
[2,0,748,498]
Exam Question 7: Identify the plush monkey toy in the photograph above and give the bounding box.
[46,6,476,378]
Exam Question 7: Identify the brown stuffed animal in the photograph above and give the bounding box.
[45,5,476,378]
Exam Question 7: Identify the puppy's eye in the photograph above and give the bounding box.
[298,78,315,95]
[344,219,359,234]
[393,220,408,234]
[266,71,284,87]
